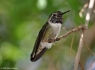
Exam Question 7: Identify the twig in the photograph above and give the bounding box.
[45,25,86,43]
[78,31,95,56]
[69,33,75,55]
[74,0,95,70]
[74,30,85,70]
[79,61,84,70]
[79,3,88,17]
[56,26,86,41]
[83,36,95,56]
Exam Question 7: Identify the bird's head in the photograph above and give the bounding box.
[48,10,70,23]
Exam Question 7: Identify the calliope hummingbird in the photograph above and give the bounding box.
[30,10,70,62]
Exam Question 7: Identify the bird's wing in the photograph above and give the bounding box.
[30,22,49,62]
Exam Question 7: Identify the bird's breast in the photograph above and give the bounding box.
[49,22,61,38]
[40,22,62,49]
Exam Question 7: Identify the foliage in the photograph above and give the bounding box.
[0,0,94,70]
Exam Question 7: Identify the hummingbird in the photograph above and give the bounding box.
[30,10,70,62]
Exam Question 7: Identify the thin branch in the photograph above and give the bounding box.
[74,0,95,70]
[74,30,85,70]
[69,33,75,55]
[78,31,95,56]
[79,3,88,17]
[56,26,85,41]
[83,36,95,56]
[45,25,86,43]
[79,62,84,70]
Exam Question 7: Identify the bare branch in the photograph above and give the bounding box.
[74,0,95,70]
[69,33,75,55]
[46,25,86,43]
[55,26,86,41]
[79,3,88,17]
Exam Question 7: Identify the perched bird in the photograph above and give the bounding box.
[30,10,70,62]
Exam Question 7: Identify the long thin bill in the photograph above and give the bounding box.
[62,10,70,15]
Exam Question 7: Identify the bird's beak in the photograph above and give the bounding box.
[62,10,70,15]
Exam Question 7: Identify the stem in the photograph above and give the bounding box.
[44,26,86,43]
[55,26,86,41]
[74,0,95,70]
[46,25,86,43]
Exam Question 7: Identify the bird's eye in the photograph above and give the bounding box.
[53,14,56,16]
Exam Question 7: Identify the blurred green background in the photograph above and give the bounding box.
[0,0,95,70]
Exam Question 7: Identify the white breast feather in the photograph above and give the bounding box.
[49,22,61,38]
[40,22,61,49]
